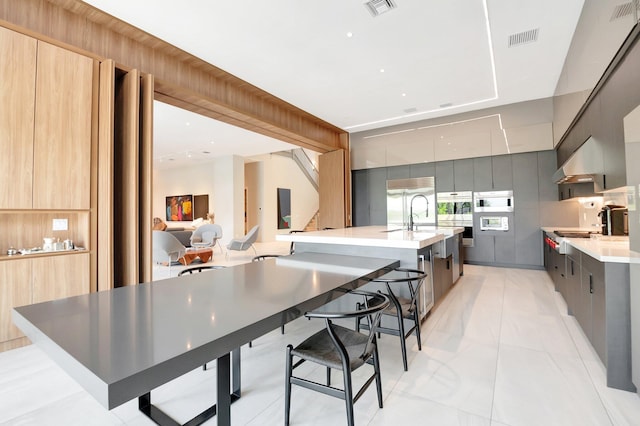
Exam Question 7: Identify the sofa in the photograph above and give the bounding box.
[165,228,193,247]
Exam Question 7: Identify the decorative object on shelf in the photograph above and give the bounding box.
[7,247,17,256]
[42,237,54,251]
[165,194,193,221]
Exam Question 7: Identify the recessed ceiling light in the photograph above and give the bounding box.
[380,68,385,73]
[402,93,406,97]
[346,32,353,38]
[185,122,190,126]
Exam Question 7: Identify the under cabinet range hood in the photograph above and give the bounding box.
[552,137,603,187]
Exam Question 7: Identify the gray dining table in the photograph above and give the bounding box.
[12,252,399,426]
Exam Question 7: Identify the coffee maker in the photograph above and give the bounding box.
[599,205,628,236]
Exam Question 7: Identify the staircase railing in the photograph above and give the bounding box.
[274,149,319,190]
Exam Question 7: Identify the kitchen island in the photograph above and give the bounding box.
[277,225,464,317]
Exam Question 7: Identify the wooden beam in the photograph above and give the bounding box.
[0,0,347,152]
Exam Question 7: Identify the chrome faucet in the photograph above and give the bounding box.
[408,194,429,231]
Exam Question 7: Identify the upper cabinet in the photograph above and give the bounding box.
[33,42,94,210]
[0,27,37,209]
[0,31,94,210]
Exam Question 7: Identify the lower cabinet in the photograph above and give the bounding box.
[544,244,634,391]
[433,255,453,304]
[565,251,580,316]
[0,253,90,350]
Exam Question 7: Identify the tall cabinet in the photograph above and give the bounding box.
[0,26,96,351]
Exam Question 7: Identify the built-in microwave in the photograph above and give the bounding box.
[474,190,514,212]
[479,216,509,231]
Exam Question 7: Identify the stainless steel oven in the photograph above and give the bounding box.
[437,191,473,246]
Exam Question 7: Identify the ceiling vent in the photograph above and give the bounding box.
[404,107,417,113]
[610,2,639,21]
[508,28,539,48]
[364,0,396,17]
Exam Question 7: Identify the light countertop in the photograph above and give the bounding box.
[276,225,463,250]
[541,227,640,264]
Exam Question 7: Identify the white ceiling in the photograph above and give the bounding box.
[80,0,632,169]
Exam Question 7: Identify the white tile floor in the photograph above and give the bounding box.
[2,244,640,425]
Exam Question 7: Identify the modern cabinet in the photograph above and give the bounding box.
[0,27,37,209]
[491,155,513,190]
[473,156,493,191]
[565,246,580,316]
[453,158,474,191]
[32,42,94,210]
[0,259,32,343]
[435,161,454,192]
[0,26,96,351]
[545,243,634,391]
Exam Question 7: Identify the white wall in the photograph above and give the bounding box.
[153,153,318,245]
[248,153,319,242]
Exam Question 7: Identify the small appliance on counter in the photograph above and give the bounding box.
[599,205,628,236]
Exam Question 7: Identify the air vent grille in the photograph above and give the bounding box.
[404,107,417,113]
[508,28,539,47]
[364,0,396,17]
[610,2,638,21]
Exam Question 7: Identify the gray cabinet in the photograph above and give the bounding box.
[352,168,387,226]
[387,165,410,180]
[565,246,580,316]
[473,157,493,191]
[546,245,634,391]
[494,235,516,265]
[453,158,474,191]
[435,161,454,192]
[492,155,513,190]
[410,162,435,178]
[352,170,369,226]
[465,234,495,263]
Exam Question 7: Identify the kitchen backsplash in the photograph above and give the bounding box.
[576,188,629,231]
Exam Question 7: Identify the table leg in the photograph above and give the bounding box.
[217,353,231,426]
[137,348,242,426]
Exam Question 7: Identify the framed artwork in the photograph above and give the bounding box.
[277,188,291,229]
[165,194,193,221]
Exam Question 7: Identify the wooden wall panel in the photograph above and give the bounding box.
[0,26,36,209]
[319,150,346,229]
[113,69,140,287]
[97,59,115,291]
[140,73,154,284]
[32,41,93,209]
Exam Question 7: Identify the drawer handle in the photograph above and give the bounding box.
[589,274,593,294]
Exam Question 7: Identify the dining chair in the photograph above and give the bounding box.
[285,290,390,426]
[177,265,226,276]
[356,267,427,371]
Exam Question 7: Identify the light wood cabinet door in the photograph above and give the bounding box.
[0,259,32,342]
[0,27,37,209]
[33,42,94,210]
[32,254,90,304]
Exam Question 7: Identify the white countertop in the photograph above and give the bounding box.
[541,227,640,264]
[276,225,463,250]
